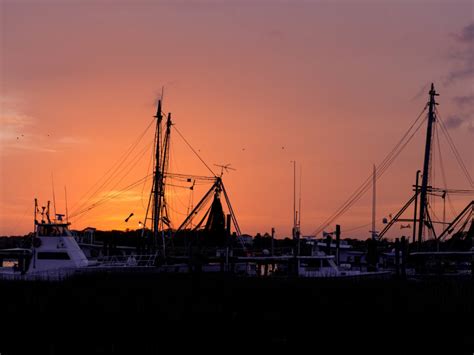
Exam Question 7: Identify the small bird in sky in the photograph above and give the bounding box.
[125,212,134,222]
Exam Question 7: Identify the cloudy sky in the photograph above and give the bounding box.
[1,0,473,239]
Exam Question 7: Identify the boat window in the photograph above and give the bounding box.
[37,225,69,236]
[37,252,70,260]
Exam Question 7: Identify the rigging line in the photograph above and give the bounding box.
[167,179,213,187]
[166,183,194,189]
[313,107,428,236]
[221,182,245,249]
[435,127,457,218]
[377,110,429,173]
[314,112,428,236]
[141,137,155,210]
[166,176,216,184]
[440,125,474,188]
[178,190,214,231]
[70,174,153,222]
[70,118,155,213]
[436,109,474,187]
[220,181,241,235]
[70,174,152,218]
[436,108,473,185]
[166,202,191,216]
[437,190,474,195]
[141,124,158,230]
[430,120,437,213]
[74,174,153,217]
[378,104,428,170]
[193,206,212,231]
[70,131,154,217]
[428,201,442,224]
[172,125,217,177]
[167,179,177,226]
[166,138,189,216]
[456,213,472,234]
[70,139,153,218]
[443,209,472,237]
[91,139,154,206]
[343,222,372,233]
[374,115,427,178]
[165,172,215,179]
[441,215,472,243]
[77,140,155,215]
[171,185,193,212]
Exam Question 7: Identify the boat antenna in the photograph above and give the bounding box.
[64,186,69,224]
[34,198,38,226]
[291,160,296,239]
[370,164,377,240]
[213,163,236,177]
[46,200,51,223]
[51,173,57,218]
[298,163,302,230]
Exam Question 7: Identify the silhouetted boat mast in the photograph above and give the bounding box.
[142,99,172,255]
[417,83,438,246]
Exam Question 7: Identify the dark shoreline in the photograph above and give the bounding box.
[1,273,472,354]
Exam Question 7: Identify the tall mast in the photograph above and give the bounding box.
[371,164,377,240]
[298,164,302,230]
[152,100,163,249]
[158,112,172,254]
[417,83,438,246]
[291,160,297,242]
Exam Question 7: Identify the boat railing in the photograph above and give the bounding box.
[97,254,157,267]
[0,267,77,281]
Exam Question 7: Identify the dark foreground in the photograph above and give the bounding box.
[0,273,472,354]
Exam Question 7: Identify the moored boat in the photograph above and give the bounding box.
[0,200,89,280]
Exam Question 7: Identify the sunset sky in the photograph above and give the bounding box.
[1,0,473,239]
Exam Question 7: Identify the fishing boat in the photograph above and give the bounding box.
[0,200,90,280]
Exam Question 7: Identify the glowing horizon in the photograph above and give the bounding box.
[1,1,473,239]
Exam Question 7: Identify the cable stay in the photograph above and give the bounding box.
[436,108,474,188]
[69,174,154,223]
[313,103,428,236]
[70,118,155,217]
[172,125,217,177]
[69,140,154,220]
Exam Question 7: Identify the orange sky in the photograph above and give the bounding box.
[1,0,473,239]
